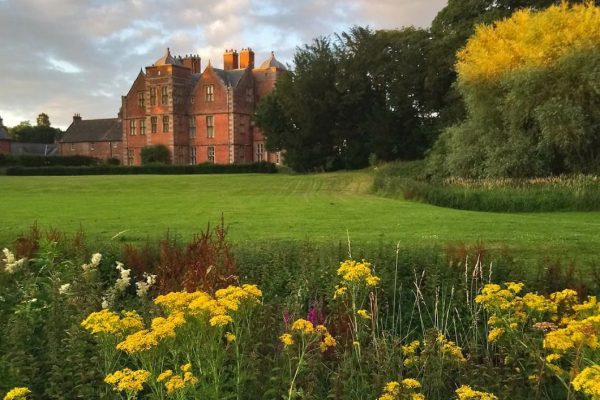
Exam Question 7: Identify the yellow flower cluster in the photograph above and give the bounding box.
[455,385,498,400]
[104,368,150,392]
[377,379,424,400]
[280,319,336,353]
[402,333,465,367]
[572,365,600,398]
[157,363,198,394]
[81,309,144,335]
[3,387,30,400]
[476,282,570,341]
[116,312,186,353]
[457,3,600,82]
[337,259,380,286]
[543,315,600,353]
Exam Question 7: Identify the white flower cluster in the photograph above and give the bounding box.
[59,283,71,295]
[114,262,131,293]
[2,248,26,274]
[82,253,102,272]
[135,273,157,297]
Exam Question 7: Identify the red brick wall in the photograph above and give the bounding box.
[60,141,122,162]
[0,140,11,155]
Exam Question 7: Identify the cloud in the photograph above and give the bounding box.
[0,0,447,129]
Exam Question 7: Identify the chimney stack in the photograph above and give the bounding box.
[239,48,255,69]
[73,113,82,123]
[182,54,201,74]
[223,49,239,70]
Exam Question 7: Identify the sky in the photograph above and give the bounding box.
[0,0,447,129]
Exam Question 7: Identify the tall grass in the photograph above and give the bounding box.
[373,161,600,212]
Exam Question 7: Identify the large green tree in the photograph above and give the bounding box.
[255,27,435,171]
[428,3,600,178]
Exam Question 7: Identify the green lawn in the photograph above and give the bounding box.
[1,172,599,262]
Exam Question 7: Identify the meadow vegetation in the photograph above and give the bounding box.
[1,225,599,399]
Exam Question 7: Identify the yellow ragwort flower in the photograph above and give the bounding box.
[357,309,371,320]
[572,365,600,398]
[3,387,30,400]
[455,385,498,400]
[225,332,237,342]
[104,368,150,393]
[291,319,314,334]
[280,333,294,347]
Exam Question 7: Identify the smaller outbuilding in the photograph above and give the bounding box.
[59,114,122,161]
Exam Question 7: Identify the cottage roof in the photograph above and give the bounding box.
[0,125,10,140]
[61,118,122,143]
[258,52,287,70]
[153,48,182,67]
[212,68,246,87]
[11,143,57,156]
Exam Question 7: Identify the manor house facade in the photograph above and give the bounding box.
[60,47,286,165]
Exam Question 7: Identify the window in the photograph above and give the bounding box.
[129,119,136,135]
[151,116,157,133]
[189,117,196,138]
[246,88,253,103]
[89,142,95,151]
[70,144,75,151]
[190,96,195,105]
[206,115,214,138]
[275,152,280,164]
[140,119,146,135]
[190,147,197,164]
[161,86,168,104]
[256,143,264,161]
[112,142,118,149]
[207,146,215,163]
[150,88,156,106]
[127,149,134,165]
[138,91,145,107]
[162,115,169,133]
[205,85,214,102]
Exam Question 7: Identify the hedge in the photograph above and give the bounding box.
[0,154,99,167]
[5,162,278,176]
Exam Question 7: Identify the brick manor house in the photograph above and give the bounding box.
[59,48,286,165]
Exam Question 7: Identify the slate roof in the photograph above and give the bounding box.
[258,52,287,70]
[0,125,10,140]
[212,68,246,88]
[154,48,182,67]
[61,118,122,143]
[11,143,57,156]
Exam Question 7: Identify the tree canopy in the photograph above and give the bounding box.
[428,3,600,178]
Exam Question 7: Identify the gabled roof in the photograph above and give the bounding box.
[11,143,57,156]
[153,48,182,67]
[0,125,10,140]
[212,68,246,88]
[61,118,122,143]
[257,52,287,70]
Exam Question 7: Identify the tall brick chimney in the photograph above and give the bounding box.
[239,48,255,69]
[223,49,239,70]
[182,54,201,74]
[73,113,82,123]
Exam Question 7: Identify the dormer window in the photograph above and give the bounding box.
[205,85,214,102]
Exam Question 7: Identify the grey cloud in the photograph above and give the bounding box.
[0,0,447,129]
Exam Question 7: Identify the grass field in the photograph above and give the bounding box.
[1,172,599,262]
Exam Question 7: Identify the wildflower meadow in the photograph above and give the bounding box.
[1,226,599,399]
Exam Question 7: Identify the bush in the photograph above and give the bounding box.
[5,162,278,176]
[141,145,171,165]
